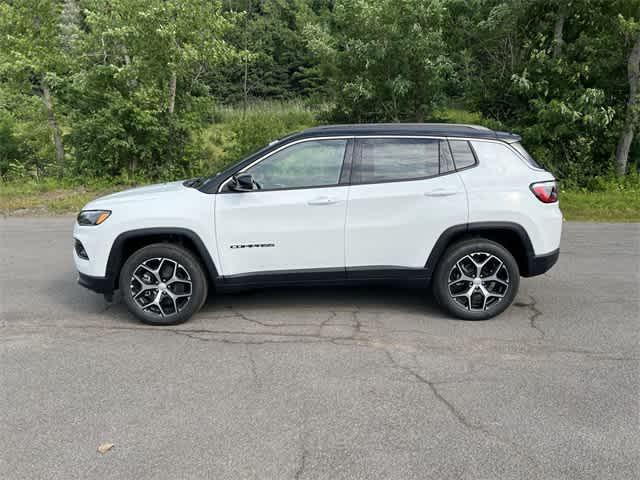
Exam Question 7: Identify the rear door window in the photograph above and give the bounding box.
[354,138,453,183]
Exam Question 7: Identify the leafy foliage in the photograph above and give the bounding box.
[0,0,638,186]
[307,0,453,121]
[443,0,638,182]
[65,0,235,178]
[210,0,329,102]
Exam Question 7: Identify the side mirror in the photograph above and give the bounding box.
[230,173,256,192]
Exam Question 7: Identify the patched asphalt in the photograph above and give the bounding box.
[1,218,638,479]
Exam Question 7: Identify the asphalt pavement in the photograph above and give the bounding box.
[1,218,638,479]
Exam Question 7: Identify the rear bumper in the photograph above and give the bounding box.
[78,272,112,294]
[524,248,559,277]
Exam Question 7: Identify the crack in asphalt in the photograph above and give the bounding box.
[245,344,260,386]
[100,302,114,314]
[352,310,362,335]
[2,308,637,361]
[383,349,483,432]
[382,348,542,470]
[291,404,311,480]
[166,329,338,346]
[293,445,308,480]
[317,311,337,334]
[515,295,545,338]
[216,309,312,328]
[154,309,368,346]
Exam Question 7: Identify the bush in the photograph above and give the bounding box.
[574,171,640,194]
[200,100,319,175]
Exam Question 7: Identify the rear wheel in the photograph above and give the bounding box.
[433,239,519,320]
[119,243,208,325]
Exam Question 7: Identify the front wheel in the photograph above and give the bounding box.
[433,239,520,320]
[119,243,208,325]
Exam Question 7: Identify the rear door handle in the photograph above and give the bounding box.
[307,197,341,206]
[424,189,459,197]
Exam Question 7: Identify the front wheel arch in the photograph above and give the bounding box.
[105,228,219,293]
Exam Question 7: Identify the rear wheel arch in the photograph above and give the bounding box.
[105,228,218,292]
[425,222,534,277]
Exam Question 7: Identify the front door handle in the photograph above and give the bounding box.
[424,189,459,197]
[307,197,341,206]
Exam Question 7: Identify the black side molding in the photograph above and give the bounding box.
[219,267,346,288]
[102,227,219,294]
[216,266,429,290]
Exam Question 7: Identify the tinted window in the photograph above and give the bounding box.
[246,139,347,190]
[440,140,456,173]
[449,140,476,169]
[355,138,454,183]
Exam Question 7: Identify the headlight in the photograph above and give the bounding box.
[77,210,111,226]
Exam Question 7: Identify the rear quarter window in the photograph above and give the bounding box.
[469,141,530,175]
[511,142,543,169]
[448,140,477,169]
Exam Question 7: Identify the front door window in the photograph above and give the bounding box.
[245,139,347,191]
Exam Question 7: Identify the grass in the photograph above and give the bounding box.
[559,189,640,222]
[1,179,639,222]
[0,179,131,215]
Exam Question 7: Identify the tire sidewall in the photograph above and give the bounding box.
[119,244,207,325]
[433,239,520,320]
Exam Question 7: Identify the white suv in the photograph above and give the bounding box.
[74,124,562,325]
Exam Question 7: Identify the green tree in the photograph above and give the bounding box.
[307,0,452,122]
[444,0,637,182]
[66,0,236,177]
[0,0,70,171]
[615,4,640,175]
[210,0,326,105]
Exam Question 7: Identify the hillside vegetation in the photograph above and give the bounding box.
[1,1,638,220]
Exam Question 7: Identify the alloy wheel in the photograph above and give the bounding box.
[129,257,192,318]
[447,252,510,311]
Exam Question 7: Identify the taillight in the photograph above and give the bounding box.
[530,181,558,203]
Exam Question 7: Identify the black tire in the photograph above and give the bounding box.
[432,239,520,320]
[119,243,208,325]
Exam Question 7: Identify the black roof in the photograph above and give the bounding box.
[289,123,521,142]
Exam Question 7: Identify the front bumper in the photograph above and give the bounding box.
[524,248,559,277]
[78,272,112,294]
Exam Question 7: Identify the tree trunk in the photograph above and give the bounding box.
[616,32,640,176]
[242,0,252,114]
[552,7,566,58]
[168,71,177,114]
[243,56,249,113]
[41,82,64,167]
